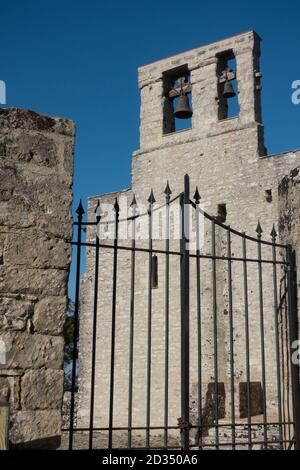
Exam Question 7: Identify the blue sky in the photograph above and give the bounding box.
[1,0,300,212]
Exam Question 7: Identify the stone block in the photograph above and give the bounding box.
[10,410,61,448]
[0,166,73,236]
[21,369,64,410]
[5,231,71,269]
[0,332,64,369]
[0,296,34,331]
[33,296,67,335]
[3,131,59,167]
[0,108,75,138]
[0,267,68,296]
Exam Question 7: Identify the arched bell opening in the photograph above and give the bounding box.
[162,65,193,135]
[217,50,240,120]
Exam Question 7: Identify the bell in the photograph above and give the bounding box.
[223,80,236,99]
[173,94,193,119]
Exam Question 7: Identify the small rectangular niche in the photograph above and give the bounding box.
[217,50,239,120]
[239,381,263,418]
[265,189,272,203]
[162,65,192,135]
[151,254,158,289]
[216,203,227,223]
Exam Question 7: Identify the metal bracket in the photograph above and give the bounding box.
[177,417,192,432]
[168,76,192,98]
[218,68,236,84]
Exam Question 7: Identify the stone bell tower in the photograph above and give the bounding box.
[133,30,265,200]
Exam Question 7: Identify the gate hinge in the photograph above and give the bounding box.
[177,418,192,431]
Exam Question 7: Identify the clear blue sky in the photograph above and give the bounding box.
[1,0,300,210]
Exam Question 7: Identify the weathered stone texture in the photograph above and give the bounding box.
[0,266,68,296]
[62,391,78,429]
[78,31,300,446]
[279,166,300,246]
[0,296,33,331]
[0,108,74,136]
[0,375,21,410]
[278,166,300,318]
[10,410,61,448]
[0,332,64,369]
[21,369,64,409]
[5,231,71,269]
[0,108,74,448]
[33,296,67,336]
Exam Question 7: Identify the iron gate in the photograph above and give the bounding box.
[65,174,300,450]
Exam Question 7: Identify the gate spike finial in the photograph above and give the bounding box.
[130,194,137,208]
[94,199,102,221]
[113,197,120,213]
[256,220,263,237]
[164,181,172,199]
[193,186,201,204]
[271,224,277,240]
[148,189,156,205]
[76,199,85,216]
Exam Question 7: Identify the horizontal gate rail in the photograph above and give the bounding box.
[68,240,287,265]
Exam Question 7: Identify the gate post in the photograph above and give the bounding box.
[286,245,300,450]
[0,109,74,449]
[180,174,190,450]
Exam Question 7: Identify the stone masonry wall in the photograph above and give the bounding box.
[0,108,74,449]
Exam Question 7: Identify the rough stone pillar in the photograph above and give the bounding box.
[278,166,300,283]
[278,165,300,373]
[278,166,300,438]
[0,108,74,449]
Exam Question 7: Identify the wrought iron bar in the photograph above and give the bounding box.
[284,273,292,444]
[227,228,235,449]
[88,201,101,449]
[128,195,137,448]
[194,187,203,448]
[108,198,120,449]
[279,279,287,448]
[69,241,287,265]
[146,189,155,448]
[69,200,84,450]
[65,420,295,432]
[164,182,171,449]
[211,219,219,450]
[271,227,283,448]
[256,222,268,447]
[286,245,300,450]
[242,234,252,449]
[180,174,190,451]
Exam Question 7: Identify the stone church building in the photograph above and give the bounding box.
[77,31,300,448]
